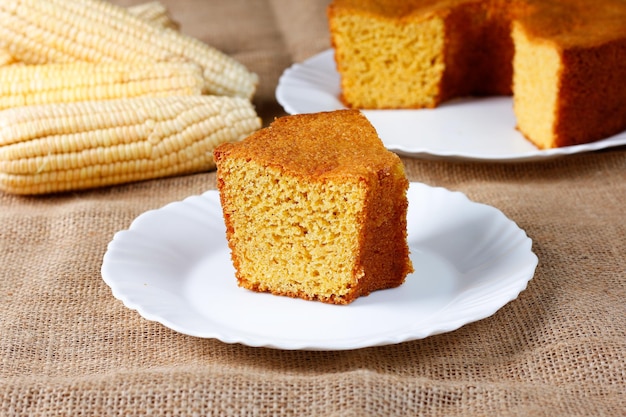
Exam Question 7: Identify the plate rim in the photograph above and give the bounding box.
[101,182,539,350]
[276,49,626,163]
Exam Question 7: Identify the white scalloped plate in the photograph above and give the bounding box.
[276,49,626,162]
[101,183,538,350]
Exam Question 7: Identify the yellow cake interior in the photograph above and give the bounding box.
[217,160,369,300]
[328,0,626,149]
[331,11,446,109]
[512,23,561,150]
[214,110,413,304]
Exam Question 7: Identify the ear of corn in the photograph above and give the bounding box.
[0,0,258,99]
[0,62,204,109]
[0,1,178,67]
[0,95,261,195]
[127,1,179,30]
[0,48,17,66]
[0,0,262,195]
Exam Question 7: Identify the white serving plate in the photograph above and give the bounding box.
[276,49,626,162]
[101,183,538,350]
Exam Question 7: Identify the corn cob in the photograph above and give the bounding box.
[127,1,179,30]
[0,0,258,99]
[0,2,177,68]
[0,62,204,109]
[0,49,17,66]
[0,95,261,195]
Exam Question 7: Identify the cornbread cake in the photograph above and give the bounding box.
[213,110,413,305]
[327,0,626,149]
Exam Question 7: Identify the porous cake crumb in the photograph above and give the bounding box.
[327,0,626,149]
[213,110,413,305]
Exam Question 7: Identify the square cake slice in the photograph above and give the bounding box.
[213,110,413,305]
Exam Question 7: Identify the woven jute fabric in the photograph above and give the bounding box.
[1,1,625,415]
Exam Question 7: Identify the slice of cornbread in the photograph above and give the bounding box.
[213,109,413,305]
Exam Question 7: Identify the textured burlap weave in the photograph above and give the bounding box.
[1,0,625,415]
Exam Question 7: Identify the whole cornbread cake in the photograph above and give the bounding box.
[213,110,413,305]
[327,0,626,149]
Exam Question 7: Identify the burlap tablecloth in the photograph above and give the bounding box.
[1,1,625,415]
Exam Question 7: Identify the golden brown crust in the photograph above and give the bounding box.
[552,39,626,148]
[214,110,413,305]
[518,0,626,48]
[216,110,400,180]
[331,0,626,46]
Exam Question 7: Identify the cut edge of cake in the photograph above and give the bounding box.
[327,0,626,149]
[214,110,414,305]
